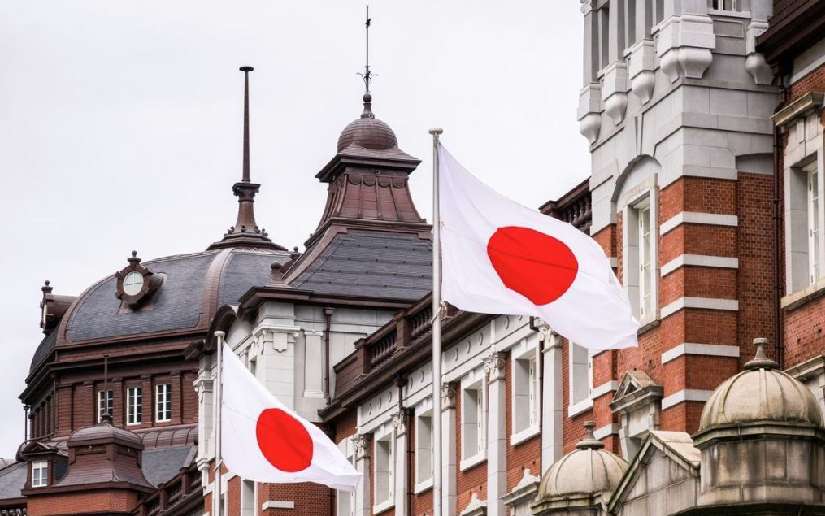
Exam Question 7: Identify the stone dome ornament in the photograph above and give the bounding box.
[532,421,628,515]
[691,337,825,510]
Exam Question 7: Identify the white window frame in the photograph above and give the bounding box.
[127,386,142,425]
[459,369,486,471]
[97,390,113,423]
[336,438,356,516]
[414,403,434,492]
[786,151,825,296]
[155,383,172,423]
[510,337,541,445]
[568,342,594,417]
[240,478,256,516]
[31,460,48,488]
[372,429,395,514]
[806,162,823,285]
[622,184,658,325]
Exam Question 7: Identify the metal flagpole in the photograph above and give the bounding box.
[429,128,444,516]
[213,331,225,516]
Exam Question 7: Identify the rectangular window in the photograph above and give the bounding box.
[415,412,433,486]
[155,384,172,422]
[709,0,742,10]
[461,382,484,462]
[374,434,394,507]
[598,6,610,71]
[241,479,255,516]
[808,163,822,285]
[127,386,142,425]
[31,461,48,488]
[569,343,593,407]
[97,390,113,423]
[512,351,540,437]
[625,194,655,322]
[638,202,653,319]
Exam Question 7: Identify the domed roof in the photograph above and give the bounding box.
[336,93,398,153]
[69,417,143,449]
[698,338,824,433]
[536,422,628,504]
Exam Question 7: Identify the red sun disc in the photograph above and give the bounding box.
[486,226,579,305]
[255,408,314,472]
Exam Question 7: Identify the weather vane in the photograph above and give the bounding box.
[357,5,373,93]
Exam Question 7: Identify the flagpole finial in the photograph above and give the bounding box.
[429,128,443,139]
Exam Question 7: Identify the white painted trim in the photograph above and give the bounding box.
[591,380,619,399]
[567,397,593,418]
[372,498,395,515]
[510,424,541,446]
[660,212,738,236]
[660,297,739,319]
[593,423,620,440]
[414,478,433,495]
[661,389,714,410]
[459,452,486,472]
[660,255,739,277]
[609,257,618,268]
[262,501,295,510]
[661,343,740,364]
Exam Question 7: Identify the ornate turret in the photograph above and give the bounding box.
[209,67,285,251]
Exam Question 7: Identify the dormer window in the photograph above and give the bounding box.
[31,460,48,488]
[115,251,162,308]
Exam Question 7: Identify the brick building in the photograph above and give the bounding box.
[1,0,825,515]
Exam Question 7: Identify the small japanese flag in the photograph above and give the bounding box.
[221,343,361,490]
[438,144,639,350]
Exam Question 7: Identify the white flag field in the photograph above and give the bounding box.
[221,343,361,490]
[438,144,639,350]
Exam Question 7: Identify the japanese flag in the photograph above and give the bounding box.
[438,144,638,350]
[221,343,361,490]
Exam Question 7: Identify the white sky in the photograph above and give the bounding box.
[0,1,586,457]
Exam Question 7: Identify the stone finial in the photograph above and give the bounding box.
[576,421,604,450]
[128,250,141,264]
[744,337,778,371]
[41,280,53,295]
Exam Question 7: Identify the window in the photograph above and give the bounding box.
[241,479,255,516]
[97,390,113,423]
[568,342,593,416]
[808,163,822,285]
[156,384,172,422]
[415,411,433,488]
[31,461,48,488]
[598,6,610,71]
[460,378,485,466]
[625,194,656,322]
[373,434,394,509]
[512,341,540,443]
[127,386,142,425]
[709,0,744,10]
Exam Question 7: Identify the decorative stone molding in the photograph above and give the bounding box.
[501,468,540,509]
[352,434,369,461]
[483,352,506,383]
[602,62,629,124]
[657,15,715,82]
[745,20,773,85]
[577,83,602,143]
[441,382,457,410]
[772,92,824,127]
[459,492,487,516]
[392,411,407,436]
[628,40,657,104]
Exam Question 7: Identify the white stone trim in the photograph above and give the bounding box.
[660,212,738,236]
[661,389,714,410]
[567,397,593,418]
[459,493,487,516]
[510,424,541,447]
[660,297,739,319]
[262,501,295,510]
[660,255,739,277]
[459,452,486,472]
[591,380,619,399]
[661,343,740,364]
[593,423,620,440]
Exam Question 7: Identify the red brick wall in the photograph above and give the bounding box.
[789,62,825,102]
[27,490,141,516]
[256,482,334,515]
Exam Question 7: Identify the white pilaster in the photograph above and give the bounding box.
[353,434,371,516]
[540,332,564,473]
[485,352,507,516]
[393,413,408,516]
[303,331,325,398]
[441,384,457,516]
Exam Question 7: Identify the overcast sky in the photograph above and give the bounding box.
[0,1,585,456]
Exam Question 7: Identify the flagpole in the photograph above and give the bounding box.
[213,331,225,516]
[429,127,444,516]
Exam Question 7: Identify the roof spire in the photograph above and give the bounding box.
[357,6,375,119]
[208,67,285,251]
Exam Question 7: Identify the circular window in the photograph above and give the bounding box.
[122,271,145,296]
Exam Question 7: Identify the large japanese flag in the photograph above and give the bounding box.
[438,144,638,350]
[221,343,361,490]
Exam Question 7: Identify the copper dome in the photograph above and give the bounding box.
[336,93,398,153]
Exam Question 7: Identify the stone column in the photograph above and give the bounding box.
[581,0,596,84]
[441,383,457,516]
[541,332,564,473]
[393,412,408,516]
[303,331,325,399]
[485,352,507,516]
[353,434,372,516]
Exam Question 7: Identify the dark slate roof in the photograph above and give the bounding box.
[141,445,196,487]
[290,230,431,301]
[64,248,288,343]
[0,461,26,500]
[29,331,56,375]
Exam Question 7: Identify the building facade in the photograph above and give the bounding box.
[1,0,825,515]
